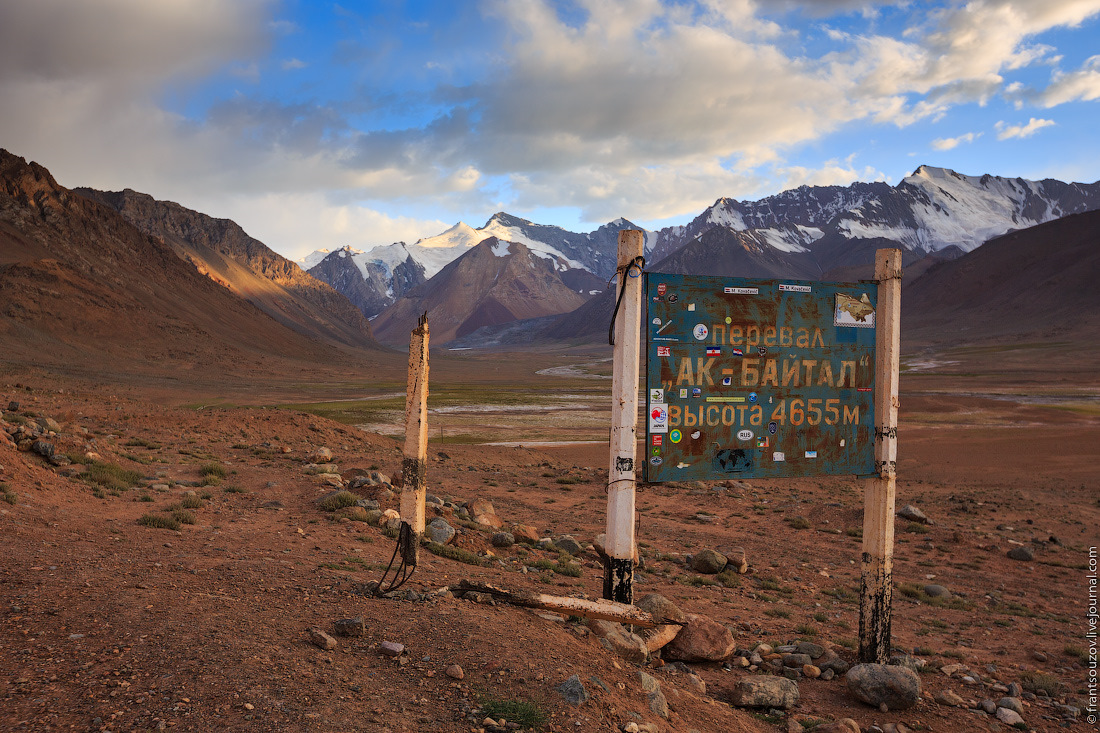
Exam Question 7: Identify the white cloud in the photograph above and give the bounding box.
[931,131,982,150]
[995,117,1057,139]
[281,58,307,70]
[777,159,889,189]
[1007,54,1100,107]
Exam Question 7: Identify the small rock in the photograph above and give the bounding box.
[795,641,825,658]
[995,707,1024,726]
[729,676,799,709]
[490,532,515,548]
[803,664,821,679]
[31,440,55,458]
[845,663,921,710]
[820,668,835,681]
[684,673,706,694]
[1007,546,1034,562]
[996,697,1024,715]
[717,545,749,573]
[923,584,951,598]
[1007,682,1021,697]
[307,447,334,462]
[980,699,997,714]
[445,664,464,680]
[510,524,539,543]
[426,517,456,545]
[308,628,337,650]
[558,674,589,706]
[379,641,404,657]
[554,535,584,555]
[934,689,965,707]
[689,548,727,574]
[646,688,669,718]
[784,653,813,668]
[332,618,365,637]
[897,504,930,524]
[1031,650,1047,663]
[589,619,647,664]
[664,613,736,662]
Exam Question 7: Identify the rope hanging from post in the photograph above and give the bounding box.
[374,522,417,595]
[608,255,646,346]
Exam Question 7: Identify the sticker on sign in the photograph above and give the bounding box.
[724,287,759,295]
[779,283,812,293]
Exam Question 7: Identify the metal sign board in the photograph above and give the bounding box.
[644,273,877,482]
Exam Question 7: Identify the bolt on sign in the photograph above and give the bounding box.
[645,273,877,482]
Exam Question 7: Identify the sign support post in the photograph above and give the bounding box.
[859,249,902,663]
[603,230,644,604]
[399,313,429,567]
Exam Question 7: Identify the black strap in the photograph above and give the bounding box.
[608,256,646,346]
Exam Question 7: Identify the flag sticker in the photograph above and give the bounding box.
[657,346,670,357]
[706,346,720,356]
[805,450,818,459]
[730,348,744,356]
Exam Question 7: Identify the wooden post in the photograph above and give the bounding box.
[603,230,644,604]
[859,249,902,663]
[400,313,429,566]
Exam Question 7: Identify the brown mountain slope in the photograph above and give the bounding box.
[0,149,378,376]
[75,187,377,350]
[372,238,592,345]
[903,209,1100,344]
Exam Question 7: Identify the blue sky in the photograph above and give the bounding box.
[2,1,1099,260]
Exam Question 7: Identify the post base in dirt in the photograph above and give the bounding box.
[602,557,633,605]
[398,522,420,567]
[859,474,895,662]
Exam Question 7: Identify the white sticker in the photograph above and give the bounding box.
[693,324,708,340]
[652,317,662,326]
[690,431,701,440]
[779,283,811,293]
[687,303,695,311]
[649,388,665,403]
[840,439,846,447]
[737,429,753,441]
[648,405,668,434]
[772,452,785,462]
[679,388,688,399]
[724,287,759,295]
[805,450,818,459]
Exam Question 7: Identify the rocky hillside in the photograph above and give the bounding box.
[75,187,377,350]
[0,149,377,373]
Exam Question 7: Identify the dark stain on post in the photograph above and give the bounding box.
[603,557,633,605]
[859,567,892,663]
[400,455,426,566]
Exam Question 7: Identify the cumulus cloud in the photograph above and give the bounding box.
[995,117,1056,139]
[777,159,889,190]
[1007,54,1100,107]
[931,131,982,150]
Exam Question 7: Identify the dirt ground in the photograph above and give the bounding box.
[1,347,1097,733]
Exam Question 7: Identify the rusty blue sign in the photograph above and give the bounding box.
[644,273,877,482]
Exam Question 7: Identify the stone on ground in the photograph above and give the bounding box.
[995,707,1025,726]
[897,504,930,523]
[558,674,589,706]
[426,517,455,545]
[845,663,921,710]
[729,676,799,709]
[1007,545,1034,561]
[332,618,365,637]
[689,548,727,574]
[664,613,736,662]
[308,627,337,650]
[589,620,647,664]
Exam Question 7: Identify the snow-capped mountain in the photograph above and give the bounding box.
[647,165,1100,263]
[301,213,642,317]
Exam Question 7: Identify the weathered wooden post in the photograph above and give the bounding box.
[859,249,902,663]
[400,312,429,566]
[604,230,644,604]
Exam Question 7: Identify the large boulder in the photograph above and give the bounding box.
[845,663,921,710]
[730,676,799,709]
[426,518,456,545]
[635,594,686,652]
[589,620,647,664]
[663,613,735,662]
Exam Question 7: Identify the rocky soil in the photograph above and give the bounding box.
[1,374,1097,733]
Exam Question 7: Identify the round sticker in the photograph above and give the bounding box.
[748,392,758,403]
[758,346,768,355]
[650,456,663,466]
[670,429,682,443]
[650,406,667,421]
[725,316,732,324]
[768,421,778,435]
[737,429,753,441]
[652,317,662,326]
[690,430,701,440]
[667,294,678,303]
[693,324,709,340]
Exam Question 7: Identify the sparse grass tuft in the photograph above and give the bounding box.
[845,526,862,538]
[171,509,197,525]
[1064,644,1089,664]
[904,522,930,534]
[812,612,828,623]
[316,490,359,512]
[83,462,143,492]
[680,575,718,587]
[425,541,483,566]
[199,462,228,479]
[1,483,16,505]
[171,494,205,510]
[125,437,161,449]
[764,608,791,618]
[794,623,818,638]
[897,582,972,610]
[139,514,181,531]
[223,484,246,494]
[716,570,741,588]
[787,516,811,530]
[479,696,547,729]
[555,477,579,485]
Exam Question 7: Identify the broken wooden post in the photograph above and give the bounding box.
[859,249,902,663]
[400,312,429,567]
[604,230,644,604]
[457,580,665,628]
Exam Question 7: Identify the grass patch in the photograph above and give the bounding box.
[124,437,161,449]
[83,462,143,492]
[171,494,205,510]
[223,485,246,494]
[171,509,197,525]
[425,542,484,566]
[199,462,228,479]
[812,612,827,623]
[680,575,718,587]
[836,638,856,650]
[823,586,857,603]
[787,516,811,530]
[555,477,579,485]
[904,522,930,534]
[317,490,359,512]
[716,570,741,588]
[845,526,862,538]
[897,582,972,610]
[764,608,791,619]
[138,514,180,531]
[1020,671,1062,697]
[479,696,547,729]
[136,494,155,503]
[1064,644,1089,664]
[794,623,818,638]
[1,483,15,505]
[526,558,583,577]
